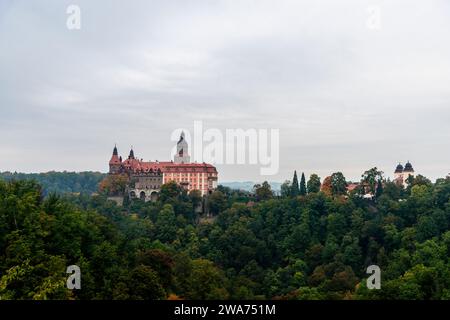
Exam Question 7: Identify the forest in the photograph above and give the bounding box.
[0,171,105,195]
[0,170,449,300]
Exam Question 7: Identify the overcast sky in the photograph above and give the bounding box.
[0,0,449,182]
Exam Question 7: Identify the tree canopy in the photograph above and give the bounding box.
[1,172,449,300]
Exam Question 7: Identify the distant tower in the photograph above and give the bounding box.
[394,163,404,182]
[174,132,190,164]
[394,161,415,187]
[109,145,122,174]
[403,161,415,182]
[128,147,135,160]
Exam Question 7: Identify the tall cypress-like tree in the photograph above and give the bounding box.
[291,171,300,197]
[300,172,307,196]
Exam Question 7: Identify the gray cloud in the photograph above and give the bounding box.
[0,0,449,181]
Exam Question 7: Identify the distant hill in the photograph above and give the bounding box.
[0,171,282,195]
[0,171,105,195]
[220,181,282,192]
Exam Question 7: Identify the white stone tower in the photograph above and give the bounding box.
[174,131,190,164]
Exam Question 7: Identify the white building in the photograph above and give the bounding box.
[394,161,415,187]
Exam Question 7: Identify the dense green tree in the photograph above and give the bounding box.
[185,259,229,300]
[208,190,227,215]
[137,249,174,290]
[330,172,348,196]
[159,181,182,201]
[1,172,449,301]
[280,180,291,198]
[188,190,203,213]
[383,180,404,200]
[128,265,166,300]
[155,204,177,243]
[411,175,432,187]
[375,178,384,198]
[361,167,384,194]
[0,171,105,195]
[307,174,321,194]
[253,181,273,201]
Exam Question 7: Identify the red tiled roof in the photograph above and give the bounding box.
[346,183,359,192]
[109,155,121,165]
[121,159,217,173]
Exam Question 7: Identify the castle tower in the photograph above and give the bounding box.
[109,145,122,174]
[394,163,404,182]
[128,147,135,160]
[402,161,415,182]
[174,132,190,164]
[394,161,415,187]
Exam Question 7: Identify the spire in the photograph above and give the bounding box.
[174,132,190,163]
[109,144,121,168]
[129,146,135,159]
[178,131,185,144]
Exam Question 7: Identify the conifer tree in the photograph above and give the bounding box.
[291,171,300,197]
[300,172,307,196]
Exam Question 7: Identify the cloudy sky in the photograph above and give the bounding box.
[0,0,449,182]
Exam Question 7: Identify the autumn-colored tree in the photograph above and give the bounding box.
[98,174,129,196]
[321,176,332,195]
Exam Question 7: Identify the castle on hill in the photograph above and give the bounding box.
[109,132,218,201]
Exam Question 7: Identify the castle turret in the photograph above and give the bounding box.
[174,132,190,164]
[403,161,414,173]
[402,161,415,182]
[394,161,415,188]
[394,163,403,181]
[128,147,135,160]
[109,145,122,174]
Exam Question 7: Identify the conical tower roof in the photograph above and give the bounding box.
[395,163,403,173]
[404,161,414,172]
